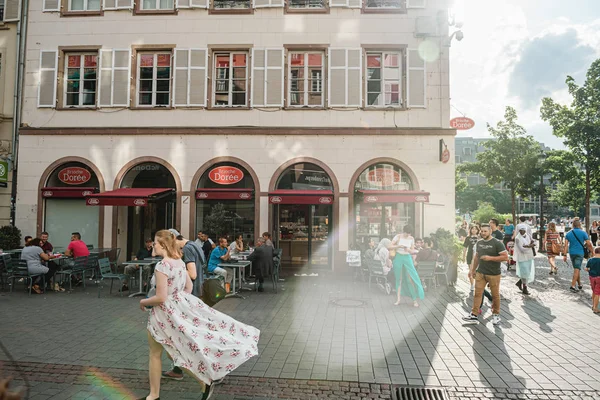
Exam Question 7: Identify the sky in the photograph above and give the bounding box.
[449,0,600,149]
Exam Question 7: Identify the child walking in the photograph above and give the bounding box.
[585,247,600,314]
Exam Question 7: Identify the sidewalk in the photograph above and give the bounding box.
[1,256,600,399]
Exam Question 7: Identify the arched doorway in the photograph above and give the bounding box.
[195,161,257,243]
[40,160,103,250]
[269,162,334,269]
[86,160,178,260]
[350,160,428,247]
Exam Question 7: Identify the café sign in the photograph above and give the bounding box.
[209,166,244,185]
[58,167,91,185]
[450,117,475,130]
[367,168,400,187]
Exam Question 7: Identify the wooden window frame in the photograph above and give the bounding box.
[63,53,100,109]
[209,49,250,109]
[284,0,328,14]
[287,51,325,109]
[56,46,101,111]
[136,52,173,108]
[209,0,253,14]
[362,0,406,14]
[134,0,176,14]
[361,45,406,110]
[284,45,328,111]
[130,45,175,109]
[61,0,103,16]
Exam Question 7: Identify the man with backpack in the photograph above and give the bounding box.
[564,220,594,293]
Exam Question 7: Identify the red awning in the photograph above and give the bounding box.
[86,188,174,207]
[196,188,253,201]
[41,187,97,199]
[358,190,430,203]
[269,190,334,205]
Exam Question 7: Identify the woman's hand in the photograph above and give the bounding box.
[140,299,147,311]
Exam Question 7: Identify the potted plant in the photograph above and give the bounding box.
[429,228,463,286]
[0,225,22,251]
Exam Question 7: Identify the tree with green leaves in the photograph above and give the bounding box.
[459,106,542,223]
[455,167,467,194]
[541,59,600,226]
[455,185,512,214]
[203,203,232,239]
[543,150,589,217]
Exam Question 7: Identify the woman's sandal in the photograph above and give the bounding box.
[201,384,214,400]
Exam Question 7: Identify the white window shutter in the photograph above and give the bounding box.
[407,48,426,108]
[4,0,21,21]
[251,48,265,107]
[251,48,283,107]
[176,0,190,8]
[253,0,282,8]
[407,0,425,8]
[38,50,58,108]
[174,48,207,107]
[99,49,131,107]
[104,0,117,9]
[42,0,60,11]
[190,0,207,7]
[330,0,347,6]
[347,0,361,8]
[328,48,361,107]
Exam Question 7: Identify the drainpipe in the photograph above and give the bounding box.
[10,0,29,226]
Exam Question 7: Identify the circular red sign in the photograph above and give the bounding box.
[58,167,91,185]
[441,148,451,164]
[208,166,244,185]
[450,117,475,130]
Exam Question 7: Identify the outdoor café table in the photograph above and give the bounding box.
[218,260,252,299]
[122,259,159,298]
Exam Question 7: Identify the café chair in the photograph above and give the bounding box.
[97,257,128,297]
[416,261,437,291]
[7,260,46,296]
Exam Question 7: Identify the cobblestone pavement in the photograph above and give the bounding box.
[1,255,600,399]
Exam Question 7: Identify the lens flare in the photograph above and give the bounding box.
[83,367,138,399]
[418,40,440,63]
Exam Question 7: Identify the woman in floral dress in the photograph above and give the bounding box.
[138,230,260,400]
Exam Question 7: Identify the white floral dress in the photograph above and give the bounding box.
[147,259,260,384]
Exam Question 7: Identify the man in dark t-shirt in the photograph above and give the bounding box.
[463,224,508,326]
[489,219,504,241]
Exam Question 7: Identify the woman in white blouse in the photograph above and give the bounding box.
[388,225,425,307]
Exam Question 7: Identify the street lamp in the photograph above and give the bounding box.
[538,152,546,250]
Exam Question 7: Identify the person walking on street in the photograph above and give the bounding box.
[389,226,424,307]
[503,219,514,247]
[514,224,535,295]
[563,220,594,293]
[586,247,600,313]
[489,219,504,242]
[463,224,509,326]
[545,222,562,275]
[139,230,259,400]
[463,225,480,292]
[590,221,599,247]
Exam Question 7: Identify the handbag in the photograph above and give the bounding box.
[551,241,562,255]
[388,249,396,259]
[572,230,590,259]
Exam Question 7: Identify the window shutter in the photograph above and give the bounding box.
[42,0,60,11]
[253,0,282,8]
[4,0,21,21]
[115,0,134,8]
[190,0,207,7]
[38,50,58,108]
[251,48,283,107]
[330,0,346,6]
[174,48,207,107]
[347,0,360,8]
[407,48,426,108]
[176,0,190,8]
[407,0,425,8]
[328,48,362,107]
[103,0,117,9]
[99,49,131,107]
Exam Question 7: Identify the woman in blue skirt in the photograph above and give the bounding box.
[389,225,425,307]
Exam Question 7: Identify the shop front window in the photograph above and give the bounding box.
[196,162,255,243]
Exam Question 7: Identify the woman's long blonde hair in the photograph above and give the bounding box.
[154,229,182,259]
[547,222,557,233]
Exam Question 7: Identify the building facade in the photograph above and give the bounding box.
[0,0,22,225]
[17,0,455,268]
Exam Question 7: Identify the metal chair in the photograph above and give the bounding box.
[54,256,89,291]
[8,260,46,296]
[367,258,391,295]
[272,248,282,293]
[107,248,121,272]
[416,261,436,291]
[434,261,449,287]
[97,257,128,297]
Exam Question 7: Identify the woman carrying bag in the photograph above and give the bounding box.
[545,222,562,275]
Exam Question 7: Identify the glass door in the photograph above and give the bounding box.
[310,204,330,267]
[277,204,310,266]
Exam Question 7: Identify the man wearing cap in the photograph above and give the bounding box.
[514,224,535,295]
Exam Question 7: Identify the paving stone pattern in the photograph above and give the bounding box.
[1,255,600,399]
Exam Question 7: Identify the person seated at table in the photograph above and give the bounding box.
[364,238,376,260]
[23,236,32,248]
[122,238,154,292]
[262,232,274,247]
[207,237,234,292]
[415,238,439,265]
[21,238,59,294]
[248,237,273,292]
[40,232,53,254]
[197,233,214,262]
[229,234,244,255]
[65,232,90,258]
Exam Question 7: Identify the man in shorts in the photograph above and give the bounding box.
[463,224,509,326]
[563,219,593,293]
